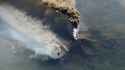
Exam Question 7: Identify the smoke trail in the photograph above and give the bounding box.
[0,4,69,59]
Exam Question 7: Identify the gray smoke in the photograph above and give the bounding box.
[0,4,69,59]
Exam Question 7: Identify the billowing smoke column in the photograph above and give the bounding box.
[0,4,69,59]
[39,0,80,40]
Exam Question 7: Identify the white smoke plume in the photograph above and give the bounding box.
[0,4,69,59]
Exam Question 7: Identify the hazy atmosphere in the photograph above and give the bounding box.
[0,0,125,70]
